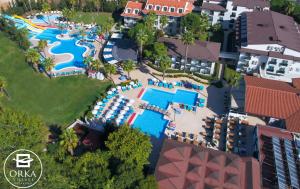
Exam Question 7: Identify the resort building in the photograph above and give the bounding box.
[231,76,300,133]
[201,0,226,25]
[158,37,221,75]
[155,139,261,189]
[121,1,144,28]
[235,11,300,82]
[121,0,194,35]
[222,0,269,29]
[257,125,300,189]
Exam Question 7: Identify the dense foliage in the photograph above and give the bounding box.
[0,108,157,188]
[224,66,242,87]
[271,0,300,23]
[0,16,30,50]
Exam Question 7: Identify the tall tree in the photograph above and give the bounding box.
[285,1,296,15]
[160,15,168,33]
[38,39,48,54]
[159,55,172,80]
[42,2,51,24]
[136,28,149,61]
[91,59,102,71]
[59,129,78,156]
[25,48,41,71]
[144,11,157,29]
[105,125,152,168]
[182,31,195,72]
[84,56,93,66]
[104,64,116,80]
[43,57,54,72]
[122,60,135,79]
[181,13,210,40]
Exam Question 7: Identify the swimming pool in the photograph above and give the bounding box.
[31,14,60,24]
[132,88,198,138]
[36,29,87,70]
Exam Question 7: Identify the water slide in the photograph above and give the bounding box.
[3,15,44,33]
[13,15,46,30]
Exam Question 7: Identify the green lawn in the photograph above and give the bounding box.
[0,32,111,126]
[71,12,114,26]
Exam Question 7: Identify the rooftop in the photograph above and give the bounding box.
[155,139,261,189]
[201,3,226,12]
[121,1,144,18]
[232,0,269,9]
[257,125,300,189]
[158,37,221,62]
[242,11,300,52]
[244,76,300,132]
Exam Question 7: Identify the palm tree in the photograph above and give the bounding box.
[136,28,149,61]
[104,64,116,80]
[83,56,93,67]
[145,11,156,29]
[59,129,78,156]
[122,60,135,79]
[69,0,77,10]
[91,59,102,71]
[160,15,168,33]
[42,2,51,24]
[79,28,86,41]
[285,1,295,16]
[159,55,172,80]
[37,40,48,54]
[182,31,195,72]
[25,48,41,71]
[43,57,54,72]
[0,76,7,98]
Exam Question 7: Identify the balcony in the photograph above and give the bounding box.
[268,59,277,65]
[279,60,288,67]
[276,68,285,75]
[266,66,274,72]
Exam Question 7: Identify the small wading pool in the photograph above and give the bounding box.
[133,88,198,138]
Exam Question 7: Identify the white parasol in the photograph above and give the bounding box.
[92,110,98,115]
[111,88,117,92]
[124,106,130,111]
[94,105,101,110]
[97,101,103,106]
[120,110,127,115]
[118,114,124,120]
[130,81,135,85]
[107,91,112,95]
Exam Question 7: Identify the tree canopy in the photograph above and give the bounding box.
[181,13,210,40]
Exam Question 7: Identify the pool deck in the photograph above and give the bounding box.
[113,67,228,141]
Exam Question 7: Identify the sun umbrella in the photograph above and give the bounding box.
[92,110,98,115]
[94,105,101,110]
[108,110,114,115]
[163,80,167,83]
[119,95,124,99]
[117,98,123,102]
[112,106,118,110]
[124,106,129,111]
[129,99,135,103]
[105,114,111,119]
[97,101,103,106]
[107,91,113,95]
[118,115,124,119]
[127,102,133,106]
[130,81,135,85]
[114,102,120,107]
[152,78,157,82]
[117,86,121,90]
[120,110,126,115]
[172,81,177,85]
[112,88,117,92]
[115,118,121,123]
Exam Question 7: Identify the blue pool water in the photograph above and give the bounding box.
[133,88,198,138]
[36,29,87,70]
[31,14,60,24]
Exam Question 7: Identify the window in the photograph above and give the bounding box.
[155,5,161,11]
[233,6,237,11]
[178,8,183,13]
[134,9,139,14]
[147,4,153,9]
[162,6,168,12]
[126,8,131,13]
[170,7,175,12]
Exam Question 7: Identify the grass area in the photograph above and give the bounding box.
[71,12,114,26]
[0,32,112,126]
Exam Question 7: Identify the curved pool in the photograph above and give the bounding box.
[36,29,87,70]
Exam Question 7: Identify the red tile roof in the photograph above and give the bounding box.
[121,1,144,18]
[292,78,300,89]
[244,76,300,132]
[232,0,269,9]
[155,139,261,189]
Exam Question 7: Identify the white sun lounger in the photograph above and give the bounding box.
[104,48,112,52]
[103,54,113,59]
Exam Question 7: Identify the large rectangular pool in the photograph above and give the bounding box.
[132,88,198,138]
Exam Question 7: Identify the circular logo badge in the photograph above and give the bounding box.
[3,149,43,188]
